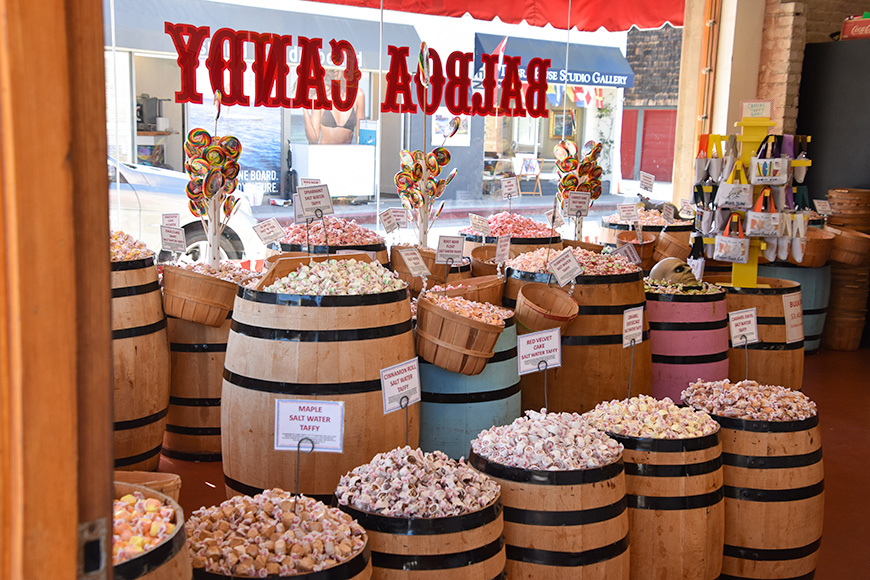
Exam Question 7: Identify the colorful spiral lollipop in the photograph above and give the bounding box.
[202,145,226,167]
[222,196,239,218]
[222,161,240,180]
[218,136,242,159]
[188,199,206,217]
[432,147,451,166]
[557,157,579,173]
[399,150,414,169]
[425,152,441,176]
[560,173,580,190]
[411,162,423,182]
[187,128,212,149]
[184,142,202,159]
[203,168,224,199]
[185,158,210,179]
[220,177,238,196]
[186,182,204,201]
[418,42,430,87]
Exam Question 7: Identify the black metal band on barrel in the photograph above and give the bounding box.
[718,572,815,580]
[223,368,381,395]
[602,219,692,232]
[114,407,169,431]
[757,316,786,325]
[724,480,824,502]
[115,527,186,580]
[561,331,650,346]
[503,316,515,328]
[652,351,729,365]
[338,499,502,535]
[712,413,819,433]
[170,342,228,353]
[113,444,163,468]
[237,286,409,306]
[506,267,643,285]
[723,537,822,562]
[722,448,823,469]
[805,333,822,343]
[463,233,562,245]
[645,292,726,303]
[649,319,728,331]
[804,306,828,316]
[506,533,629,567]
[193,543,371,580]
[161,448,222,462]
[502,297,517,308]
[624,455,722,477]
[222,475,333,505]
[575,301,645,315]
[628,487,724,510]
[110,256,155,271]
[231,319,412,343]
[504,498,626,526]
[421,382,521,404]
[164,424,221,436]
[610,431,720,452]
[169,396,221,407]
[721,284,801,296]
[469,451,624,485]
[111,280,160,298]
[112,317,168,340]
[280,242,387,254]
[727,340,804,351]
[490,346,518,363]
[372,536,503,570]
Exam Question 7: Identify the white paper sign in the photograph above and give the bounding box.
[391,208,409,228]
[300,178,321,187]
[612,243,641,265]
[639,171,655,193]
[545,208,565,229]
[622,306,644,348]
[495,235,511,263]
[297,184,335,218]
[160,225,187,253]
[680,199,695,217]
[813,199,831,215]
[398,248,430,277]
[548,248,582,287]
[293,194,305,223]
[517,328,562,376]
[335,249,378,261]
[380,358,421,414]
[729,308,759,346]
[783,293,804,344]
[687,256,705,282]
[379,208,399,234]
[567,191,591,216]
[617,203,639,223]
[663,204,675,224]
[162,213,180,228]
[435,235,464,264]
[501,177,520,200]
[741,100,773,119]
[253,218,286,245]
[469,214,492,236]
[274,399,344,453]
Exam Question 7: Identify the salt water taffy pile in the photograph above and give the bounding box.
[604,207,692,226]
[682,379,818,422]
[336,446,500,518]
[421,293,510,326]
[184,127,243,222]
[644,278,724,296]
[110,230,153,262]
[281,217,383,246]
[181,262,262,285]
[460,211,554,238]
[262,259,404,295]
[584,395,720,439]
[506,247,640,276]
[113,491,176,565]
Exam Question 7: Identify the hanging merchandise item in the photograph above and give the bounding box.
[745,186,781,237]
[781,134,796,209]
[720,134,739,183]
[776,213,792,262]
[687,232,706,281]
[793,135,811,184]
[750,135,789,185]
[707,135,724,184]
[791,212,808,263]
[714,212,750,263]
[714,160,752,209]
[694,134,709,184]
[793,185,811,210]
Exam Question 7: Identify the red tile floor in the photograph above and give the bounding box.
[159,347,870,579]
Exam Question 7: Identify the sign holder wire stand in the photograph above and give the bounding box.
[295,437,315,511]
[400,395,410,445]
[537,359,549,412]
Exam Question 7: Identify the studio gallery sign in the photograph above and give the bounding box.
[165,22,551,118]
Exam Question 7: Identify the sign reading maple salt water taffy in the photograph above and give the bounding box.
[274,400,344,452]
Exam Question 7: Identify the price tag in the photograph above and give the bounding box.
[162,213,180,228]
[297,184,335,218]
[663,204,675,224]
[398,248,430,277]
[813,199,831,215]
[274,400,344,452]
[517,328,562,376]
[435,235,464,264]
[380,358,421,414]
[293,194,305,223]
[617,203,639,223]
[501,176,519,200]
[495,235,511,263]
[783,293,804,344]
[160,225,187,253]
[335,249,378,261]
[567,191,591,216]
[390,208,409,228]
[680,199,695,218]
[612,243,641,265]
[622,306,644,348]
[469,214,492,236]
[548,248,582,287]
[729,308,759,346]
[253,218,285,245]
[639,171,655,193]
[379,208,399,234]
[545,208,565,229]
[300,178,321,187]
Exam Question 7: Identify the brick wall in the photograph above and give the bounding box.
[805,0,867,43]
[624,24,683,107]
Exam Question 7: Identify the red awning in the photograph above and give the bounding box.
[308,0,685,31]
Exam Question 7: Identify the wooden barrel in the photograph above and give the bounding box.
[704,277,805,390]
[713,413,824,580]
[758,264,831,354]
[825,224,870,265]
[468,452,629,579]
[281,242,390,268]
[222,286,418,501]
[112,257,171,472]
[462,232,562,256]
[163,315,232,462]
[520,270,652,413]
[192,543,372,580]
[599,219,693,246]
[419,318,521,460]
[114,482,191,580]
[613,431,724,580]
[616,230,657,271]
[338,498,506,580]
[646,290,729,401]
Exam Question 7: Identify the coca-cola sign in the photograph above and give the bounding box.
[842,17,870,40]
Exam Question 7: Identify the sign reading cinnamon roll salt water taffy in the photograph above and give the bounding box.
[518,327,562,375]
[380,358,421,414]
[274,400,344,452]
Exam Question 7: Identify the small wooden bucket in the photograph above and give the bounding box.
[617,230,658,271]
[461,275,505,305]
[113,482,191,580]
[162,265,237,327]
[514,283,579,333]
[415,297,505,376]
[113,471,182,502]
[561,238,605,253]
[653,231,692,263]
[787,226,835,268]
[823,314,866,351]
[471,245,500,277]
[825,224,870,266]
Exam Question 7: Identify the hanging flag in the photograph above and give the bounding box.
[495,36,509,72]
[546,84,564,106]
[593,87,605,108]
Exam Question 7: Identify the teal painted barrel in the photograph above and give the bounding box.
[420,317,521,459]
[758,264,831,354]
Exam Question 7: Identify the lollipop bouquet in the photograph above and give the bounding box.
[555,139,604,213]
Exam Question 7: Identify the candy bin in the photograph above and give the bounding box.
[460,211,563,256]
[280,216,389,267]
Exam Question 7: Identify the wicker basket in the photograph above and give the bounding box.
[825,225,870,266]
[470,244,500,277]
[461,275,504,305]
[653,231,692,263]
[787,226,835,268]
[562,238,605,253]
[515,282,579,333]
[162,265,237,327]
[113,471,182,502]
[415,297,504,376]
[617,230,658,271]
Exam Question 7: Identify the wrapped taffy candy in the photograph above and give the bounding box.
[506,247,640,276]
[421,293,510,326]
[604,208,692,226]
[281,216,383,246]
[644,278,724,295]
[182,261,261,285]
[584,394,719,439]
[263,259,404,295]
[110,230,153,262]
[113,491,176,565]
[682,379,818,422]
[460,211,554,238]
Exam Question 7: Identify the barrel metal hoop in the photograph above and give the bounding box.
[505,533,629,567]
[114,526,186,580]
[113,407,169,431]
[169,396,222,407]
[717,571,816,580]
[727,340,804,351]
[722,448,823,469]
[164,424,221,436]
[469,451,624,485]
[624,455,722,477]
[627,487,724,510]
[503,497,627,526]
[113,443,163,468]
[649,319,728,331]
[712,414,819,432]
[111,280,160,298]
[161,448,222,462]
[652,351,729,365]
[723,537,822,561]
[757,316,786,325]
[645,292,726,303]
[223,474,334,505]
[170,342,228,353]
[338,498,502,535]
[237,285,409,306]
[280,242,387,253]
[561,330,650,346]
[110,256,155,271]
[223,368,381,395]
[112,317,168,340]
[724,480,824,502]
[421,381,521,404]
[575,301,646,315]
[609,431,720,452]
[231,319,412,343]
[803,307,828,316]
[371,536,503,570]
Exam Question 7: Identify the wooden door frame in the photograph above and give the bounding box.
[0,0,113,578]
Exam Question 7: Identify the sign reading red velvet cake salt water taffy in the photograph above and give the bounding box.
[495,235,511,263]
[617,203,639,223]
[729,308,759,346]
[160,225,187,253]
[545,208,565,229]
[162,213,181,228]
[783,293,805,344]
[517,328,562,376]
[469,214,492,236]
[274,399,344,453]
[501,177,520,200]
[380,358,421,414]
[379,208,399,234]
[612,242,641,265]
[435,235,464,264]
[398,248,430,277]
[813,199,831,215]
[252,218,285,245]
[622,306,644,348]
[639,171,655,193]
[548,248,582,287]
[298,184,335,218]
